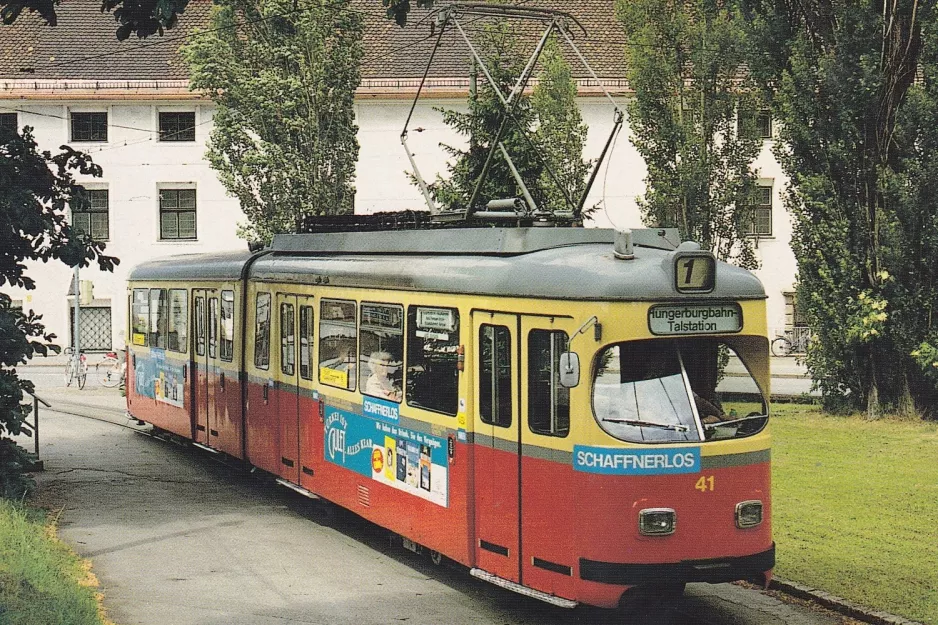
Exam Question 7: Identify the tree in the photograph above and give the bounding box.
[617,0,764,268]
[425,27,590,216]
[426,24,542,213]
[0,125,117,497]
[530,36,592,214]
[0,0,190,40]
[745,0,937,416]
[183,0,363,244]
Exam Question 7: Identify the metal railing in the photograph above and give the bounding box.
[23,389,51,470]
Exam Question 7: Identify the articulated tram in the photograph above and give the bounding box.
[126,226,774,610]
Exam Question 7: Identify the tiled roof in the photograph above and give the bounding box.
[0,0,212,80]
[0,0,626,82]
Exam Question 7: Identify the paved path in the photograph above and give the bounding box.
[18,410,851,625]
[11,368,853,625]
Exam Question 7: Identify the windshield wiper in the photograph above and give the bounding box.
[703,414,768,429]
[602,418,689,432]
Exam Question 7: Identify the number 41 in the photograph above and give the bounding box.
[695,475,715,492]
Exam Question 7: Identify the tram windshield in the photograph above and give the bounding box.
[592,338,768,443]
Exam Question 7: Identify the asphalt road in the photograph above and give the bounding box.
[12,366,852,625]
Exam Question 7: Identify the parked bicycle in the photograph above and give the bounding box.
[63,347,88,389]
[771,327,813,357]
[97,350,126,388]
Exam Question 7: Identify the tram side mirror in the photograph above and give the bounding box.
[559,352,580,388]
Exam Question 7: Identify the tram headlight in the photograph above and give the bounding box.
[639,508,676,536]
[735,500,763,529]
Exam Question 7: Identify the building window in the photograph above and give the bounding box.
[69,305,113,351]
[72,189,109,241]
[70,112,108,142]
[159,112,196,142]
[746,185,773,236]
[0,112,17,135]
[738,109,773,139]
[159,188,197,240]
[784,293,809,328]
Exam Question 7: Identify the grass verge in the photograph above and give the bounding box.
[771,405,938,625]
[0,499,112,625]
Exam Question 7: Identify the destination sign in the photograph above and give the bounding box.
[649,303,742,335]
[417,307,456,332]
[573,445,701,475]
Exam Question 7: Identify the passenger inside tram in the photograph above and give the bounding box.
[365,350,402,402]
[593,338,767,442]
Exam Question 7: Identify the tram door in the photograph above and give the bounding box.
[192,289,219,446]
[276,294,300,483]
[472,312,522,583]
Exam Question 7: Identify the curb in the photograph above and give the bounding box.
[770,578,926,625]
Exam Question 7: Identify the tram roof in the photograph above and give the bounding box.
[128,228,766,301]
[128,250,256,282]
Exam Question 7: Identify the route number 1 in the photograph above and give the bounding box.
[675,255,715,292]
[695,475,715,492]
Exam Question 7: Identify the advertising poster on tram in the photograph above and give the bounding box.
[324,401,448,507]
[133,349,184,408]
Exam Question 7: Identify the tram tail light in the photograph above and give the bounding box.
[735,500,763,529]
[639,508,676,536]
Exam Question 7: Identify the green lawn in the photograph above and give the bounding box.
[771,405,938,625]
[0,499,111,625]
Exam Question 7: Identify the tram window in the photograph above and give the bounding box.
[131,289,149,346]
[167,289,188,353]
[406,306,459,416]
[319,299,356,391]
[220,290,234,362]
[194,296,205,356]
[280,302,296,376]
[359,302,403,403]
[254,292,271,370]
[299,305,314,381]
[208,297,218,359]
[682,338,768,441]
[592,338,768,443]
[479,324,512,428]
[148,289,167,349]
[528,330,570,437]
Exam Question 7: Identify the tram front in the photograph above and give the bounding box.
[566,241,774,609]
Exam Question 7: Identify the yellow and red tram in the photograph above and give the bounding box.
[126,226,774,610]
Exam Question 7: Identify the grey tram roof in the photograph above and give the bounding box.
[128,228,766,301]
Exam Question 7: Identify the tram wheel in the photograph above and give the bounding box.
[616,584,684,625]
[314,499,339,526]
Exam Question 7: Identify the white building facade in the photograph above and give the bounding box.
[1,0,799,353]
